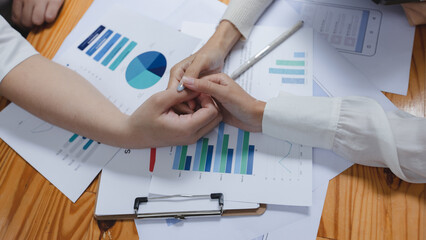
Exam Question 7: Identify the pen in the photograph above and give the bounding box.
[177,20,304,91]
[230,20,304,80]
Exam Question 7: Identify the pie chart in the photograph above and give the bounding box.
[125,51,167,89]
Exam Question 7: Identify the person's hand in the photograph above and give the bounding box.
[167,20,241,113]
[182,73,265,132]
[12,0,64,28]
[122,88,222,148]
[168,20,241,89]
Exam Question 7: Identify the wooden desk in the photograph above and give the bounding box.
[0,0,424,239]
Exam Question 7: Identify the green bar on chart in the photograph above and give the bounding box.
[109,41,137,70]
[276,60,305,66]
[220,134,230,173]
[199,138,209,171]
[240,131,250,174]
[178,145,188,170]
[101,37,128,66]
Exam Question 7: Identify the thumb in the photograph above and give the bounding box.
[182,57,204,79]
[152,89,198,112]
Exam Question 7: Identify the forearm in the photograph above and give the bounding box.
[0,55,132,147]
[211,20,242,57]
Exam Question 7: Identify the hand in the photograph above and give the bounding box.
[0,55,221,149]
[182,73,265,132]
[167,20,241,113]
[12,0,64,28]
[122,88,222,148]
[168,20,241,89]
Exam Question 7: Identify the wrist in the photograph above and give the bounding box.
[253,100,266,132]
[209,20,242,56]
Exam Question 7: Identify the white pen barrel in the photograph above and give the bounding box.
[230,20,304,80]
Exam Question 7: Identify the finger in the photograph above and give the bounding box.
[45,0,63,23]
[179,96,220,132]
[183,75,227,100]
[186,99,197,110]
[32,0,48,26]
[192,114,223,142]
[182,56,205,79]
[21,0,35,28]
[152,89,198,113]
[11,0,23,25]
[172,103,194,114]
[197,93,217,109]
[168,56,194,89]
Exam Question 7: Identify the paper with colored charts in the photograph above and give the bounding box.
[55,6,200,115]
[0,5,200,203]
[149,23,314,206]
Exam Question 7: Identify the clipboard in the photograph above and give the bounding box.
[95,191,266,220]
[94,149,266,220]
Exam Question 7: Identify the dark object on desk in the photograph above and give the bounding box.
[372,0,424,4]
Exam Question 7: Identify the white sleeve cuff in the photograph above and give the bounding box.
[262,94,341,149]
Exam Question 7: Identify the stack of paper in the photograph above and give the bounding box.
[0,0,414,239]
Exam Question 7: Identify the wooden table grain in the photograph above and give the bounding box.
[0,0,424,239]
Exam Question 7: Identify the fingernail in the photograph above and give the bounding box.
[177,82,185,92]
[182,76,195,86]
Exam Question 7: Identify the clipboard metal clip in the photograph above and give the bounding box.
[133,193,224,219]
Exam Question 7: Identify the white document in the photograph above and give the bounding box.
[255,0,397,111]
[262,0,415,95]
[136,182,329,240]
[55,6,200,114]
[96,148,259,218]
[222,25,314,97]
[0,5,201,203]
[254,183,328,240]
[95,148,152,217]
[54,0,227,59]
[149,23,314,206]
[133,81,350,240]
[0,104,120,202]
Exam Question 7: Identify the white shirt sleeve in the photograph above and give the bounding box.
[263,93,426,183]
[0,16,38,82]
[221,0,273,39]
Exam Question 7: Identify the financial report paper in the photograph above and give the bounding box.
[149,23,314,206]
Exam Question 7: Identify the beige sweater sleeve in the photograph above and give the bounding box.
[221,0,273,39]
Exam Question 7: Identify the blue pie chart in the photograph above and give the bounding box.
[125,51,167,89]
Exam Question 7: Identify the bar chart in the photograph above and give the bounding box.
[78,25,138,72]
[61,133,101,164]
[269,52,306,85]
[153,121,312,205]
[172,123,255,175]
[150,24,313,206]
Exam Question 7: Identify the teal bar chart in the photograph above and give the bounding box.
[269,52,307,85]
[172,123,254,175]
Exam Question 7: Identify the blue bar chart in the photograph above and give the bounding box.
[172,123,255,175]
[77,25,167,90]
[269,52,307,85]
[63,133,100,162]
[78,25,137,72]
